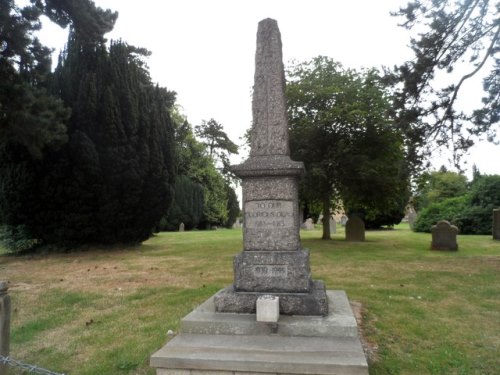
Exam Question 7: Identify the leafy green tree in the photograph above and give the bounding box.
[456,174,500,234]
[413,168,468,211]
[195,118,238,181]
[389,0,500,170]
[171,115,233,229]
[286,56,410,238]
[224,183,240,228]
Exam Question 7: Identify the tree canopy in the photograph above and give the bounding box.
[389,0,500,171]
[286,56,410,238]
[0,1,177,250]
[194,118,239,181]
[0,0,69,158]
[412,167,469,211]
[161,112,240,230]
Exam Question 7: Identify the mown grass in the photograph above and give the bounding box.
[0,225,499,374]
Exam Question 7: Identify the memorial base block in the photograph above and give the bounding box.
[150,290,369,375]
[233,250,313,293]
[214,281,328,316]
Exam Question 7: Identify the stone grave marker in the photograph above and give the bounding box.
[340,215,348,226]
[303,218,315,231]
[431,220,458,250]
[179,222,185,232]
[232,218,242,229]
[345,216,365,242]
[493,209,500,240]
[407,211,418,228]
[329,216,337,234]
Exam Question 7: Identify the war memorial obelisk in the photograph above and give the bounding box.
[213,18,328,316]
[150,19,368,375]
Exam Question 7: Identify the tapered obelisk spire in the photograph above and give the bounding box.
[251,18,290,156]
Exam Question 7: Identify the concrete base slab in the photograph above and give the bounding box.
[182,290,357,338]
[151,290,368,375]
[151,333,367,375]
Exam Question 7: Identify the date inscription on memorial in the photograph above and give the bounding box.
[252,265,288,277]
[245,200,293,229]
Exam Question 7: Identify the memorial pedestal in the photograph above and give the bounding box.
[150,290,368,375]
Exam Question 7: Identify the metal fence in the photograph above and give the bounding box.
[1,281,66,375]
[0,356,66,375]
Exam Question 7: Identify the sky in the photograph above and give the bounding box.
[37,0,499,179]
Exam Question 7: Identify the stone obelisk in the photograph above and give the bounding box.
[214,18,328,316]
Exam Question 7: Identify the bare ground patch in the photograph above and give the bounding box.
[350,300,380,365]
[2,249,209,297]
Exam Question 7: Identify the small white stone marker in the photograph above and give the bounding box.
[256,295,279,322]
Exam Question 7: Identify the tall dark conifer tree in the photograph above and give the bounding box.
[41,36,177,244]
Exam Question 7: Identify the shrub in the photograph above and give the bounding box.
[455,175,500,234]
[413,196,467,233]
[413,175,500,234]
[0,225,40,254]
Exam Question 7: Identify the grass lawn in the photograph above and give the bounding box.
[0,225,499,374]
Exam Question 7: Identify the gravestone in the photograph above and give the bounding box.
[493,209,500,240]
[232,218,242,229]
[407,211,417,229]
[213,18,327,316]
[345,216,365,242]
[150,18,368,375]
[330,216,337,234]
[178,222,185,232]
[303,218,315,231]
[431,220,458,250]
[340,215,348,226]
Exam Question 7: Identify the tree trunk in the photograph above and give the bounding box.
[321,192,331,240]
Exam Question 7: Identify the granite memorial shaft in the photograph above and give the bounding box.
[214,18,328,316]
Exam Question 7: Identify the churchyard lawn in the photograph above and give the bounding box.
[0,225,498,374]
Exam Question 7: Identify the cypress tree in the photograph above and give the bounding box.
[39,36,176,245]
[160,175,204,231]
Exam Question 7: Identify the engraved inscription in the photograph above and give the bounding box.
[245,200,294,229]
[252,265,288,277]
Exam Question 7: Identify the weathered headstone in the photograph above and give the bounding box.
[329,216,337,234]
[340,215,348,226]
[0,281,11,374]
[431,220,458,250]
[345,216,365,242]
[493,209,500,240]
[179,222,185,232]
[213,19,328,316]
[303,218,315,231]
[407,211,418,229]
[232,218,242,229]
